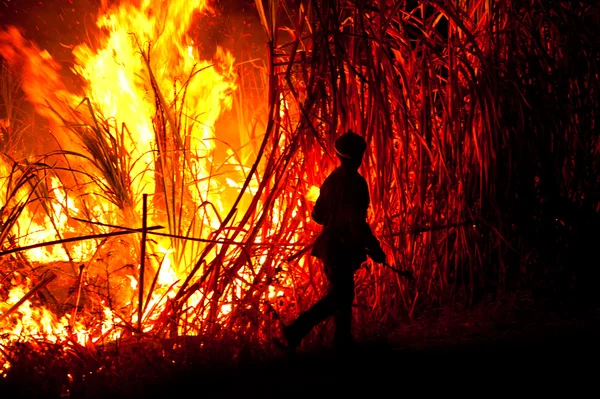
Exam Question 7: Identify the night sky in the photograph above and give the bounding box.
[0,0,264,65]
[0,0,100,58]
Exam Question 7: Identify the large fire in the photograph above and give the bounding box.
[0,0,308,375]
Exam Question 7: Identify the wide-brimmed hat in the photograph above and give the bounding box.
[334,129,367,161]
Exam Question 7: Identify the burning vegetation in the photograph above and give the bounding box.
[0,0,599,394]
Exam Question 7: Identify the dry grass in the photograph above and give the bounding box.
[256,0,600,327]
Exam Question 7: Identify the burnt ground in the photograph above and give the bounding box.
[174,298,598,399]
[2,292,599,398]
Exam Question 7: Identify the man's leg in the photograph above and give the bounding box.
[332,272,355,350]
[284,290,336,348]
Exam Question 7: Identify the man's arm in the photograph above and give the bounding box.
[354,177,386,263]
[363,224,386,263]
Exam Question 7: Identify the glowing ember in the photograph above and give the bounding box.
[306,185,320,203]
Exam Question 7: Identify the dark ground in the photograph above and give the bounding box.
[175,300,598,399]
[3,293,598,398]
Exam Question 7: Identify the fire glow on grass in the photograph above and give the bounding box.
[0,0,307,375]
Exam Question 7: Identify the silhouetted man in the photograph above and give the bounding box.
[281,130,386,353]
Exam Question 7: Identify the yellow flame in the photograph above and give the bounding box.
[0,0,301,372]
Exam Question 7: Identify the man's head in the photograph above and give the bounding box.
[335,129,367,168]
